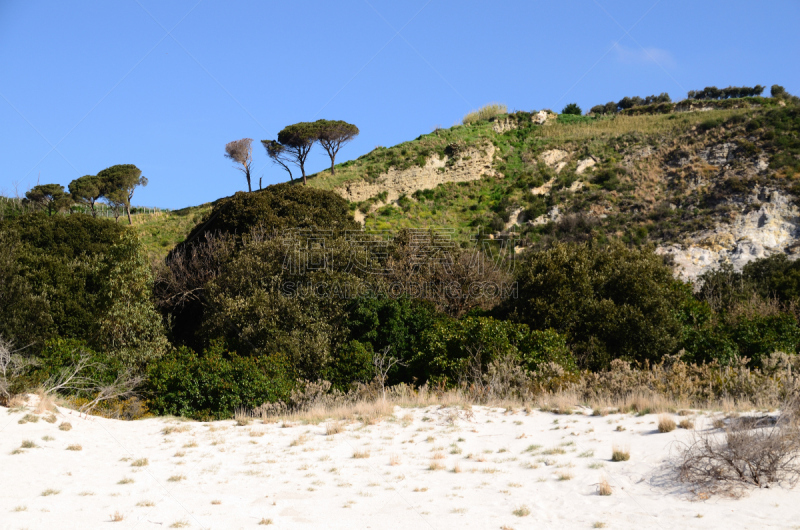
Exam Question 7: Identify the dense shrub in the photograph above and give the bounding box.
[145,343,294,420]
[503,242,686,369]
[178,183,359,250]
[561,103,582,116]
[688,85,765,100]
[0,214,167,362]
[340,296,442,386]
[411,316,574,386]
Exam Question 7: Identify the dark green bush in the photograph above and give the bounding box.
[503,242,686,369]
[145,342,294,421]
[561,103,582,116]
[179,183,359,250]
[411,316,574,386]
[0,214,166,362]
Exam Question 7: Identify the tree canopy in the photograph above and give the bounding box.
[275,122,319,185]
[96,164,147,224]
[24,184,70,215]
[224,138,254,192]
[68,175,103,216]
[315,119,359,175]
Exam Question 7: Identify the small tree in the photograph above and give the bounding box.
[372,346,405,401]
[315,119,359,175]
[97,164,147,225]
[261,139,294,182]
[277,122,319,185]
[224,138,254,192]
[68,175,103,217]
[24,184,70,215]
[561,103,582,116]
[772,85,788,99]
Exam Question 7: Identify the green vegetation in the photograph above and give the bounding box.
[2,87,800,420]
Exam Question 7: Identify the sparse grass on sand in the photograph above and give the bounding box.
[512,505,530,517]
[611,446,630,462]
[658,415,676,433]
[597,478,612,496]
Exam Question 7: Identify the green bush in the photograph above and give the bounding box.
[411,316,574,386]
[325,339,375,392]
[178,183,359,250]
[145,342,295,421]
[342,296,443,385]
[0,214,166,362]
[561,103,582,116]
[503,242,685,369]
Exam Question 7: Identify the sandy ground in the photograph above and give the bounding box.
[1,402,799,530]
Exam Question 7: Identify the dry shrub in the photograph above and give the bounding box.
[66,444,82,451]
[611,445,630,462]
[658,415,677,433]
[676,395,800,495]
[352,450,370,459]
[389,454,400,466]
[597,478,612,495]
[325,421,344,435]
[679,419,695,430]
[428,461,445,471]
[463,103,508,125]
[111,511,124,522]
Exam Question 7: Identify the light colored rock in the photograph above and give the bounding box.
[531,179,554,196]
[575,157,596,175]
[658,187,800,281]
[504,207,525,230]
[335,144,496,203]
[568,180,585,192]
[699,142,736,166]
[541,149,568,168]
[492,118,517,133]
[533,110,549,124]
[531,206,561,226]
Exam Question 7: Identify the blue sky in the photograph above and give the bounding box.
[1,0,798,209]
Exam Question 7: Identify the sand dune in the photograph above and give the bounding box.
[1,401,797,529]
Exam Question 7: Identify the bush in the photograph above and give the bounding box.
[145,342,295,420]
[0,214,166,362]
[561,103,582,116]
[503,242,686,369]
[462,103,507,125]
[178,183,359,250]
[411,316,574,387]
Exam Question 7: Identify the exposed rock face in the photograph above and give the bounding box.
[335,144,497,203]
[699,142,737,166]
[576,157,596,175]
[541,149,568,173]
[657,188,800,280]
[533,110,549,124]
[492,118,517,133]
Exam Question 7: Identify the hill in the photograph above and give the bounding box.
[299,97,799,279]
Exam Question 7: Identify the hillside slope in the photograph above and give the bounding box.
[304,98,799,279]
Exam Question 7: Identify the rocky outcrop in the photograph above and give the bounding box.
[492,118,517,133]
[541,149,568,173]
[335,144,497,203]
[657,187,800,280]
[576,157,596,175]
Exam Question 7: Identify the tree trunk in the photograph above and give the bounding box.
[301,167,307,186]
[246,168,252,192]
[330,153,336,175]
[126,205,132,225]
[90,200,96,218]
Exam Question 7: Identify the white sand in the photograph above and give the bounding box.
[1,403,798,529]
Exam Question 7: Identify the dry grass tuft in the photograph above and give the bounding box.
[452,462,462,473]
[117,477,134,485]
[211,500,221,505]
[20,440,37,449]
[352,450,370,459]
[12,505,27,512]
[168,475,186,482]
[389,454,400,466]
[557,471,574,481]
[326,421,344,435]
[162,425,190,435]
[59,422,72,431]
[136,500,155,507]
[41,489,60,496]
[463,103,508,125]
[428,461,446,471]
[66,444,82,451]
[679,419,695,430]
[131,458,149,467]
[611,445,630,462]
[258,518,273,525]
[110,511,124,522]
[658,415,677,433]
[597,478,612,496]
[169,520,189,528]
[290,433,310,447]
[512,505,530,517]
